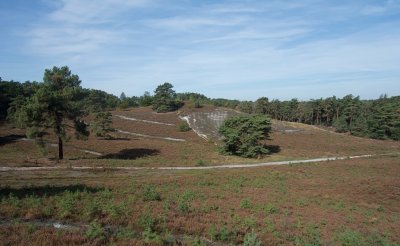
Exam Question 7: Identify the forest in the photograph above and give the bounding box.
[1,77,399,141]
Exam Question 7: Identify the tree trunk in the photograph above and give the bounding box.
[58,137,63,160]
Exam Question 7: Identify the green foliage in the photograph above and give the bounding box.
[335,229,366,246]
[196,159,205,166]
[7,66,89,159]
[56,191,77,218]
[335,229,398,246]
[139,91,153,106]
[243,231,262,246]
[240,198,253,209]
[139,211,156,230]
[152,82,182,113]
[263,203,279,214]
[116,228,137,239]
[178,121,191,132]
[142,227,162,243]
[90,111,115,139]
[188,237,207,246]
[219,114,272,158]
[254,97,269,114]
[208,224,234,242]
[194,99,202,108]
[85,221,105,240]
[177,189,197,213]
[80,88,119,113]
[142,185,161,201]
[120,92,126,101]
[178,200,191,213]
[294,223,322,246]
[237,101,254,114]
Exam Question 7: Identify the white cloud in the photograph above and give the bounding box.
[17,0,400,100]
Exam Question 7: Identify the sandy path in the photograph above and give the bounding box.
[0,154,378,172]
[115,115,174,126]
[116,129,186,142]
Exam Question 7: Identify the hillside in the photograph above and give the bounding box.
[1,105,399,168]
[1,105,400,245]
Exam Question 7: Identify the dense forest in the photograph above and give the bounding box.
[1,77,399,141]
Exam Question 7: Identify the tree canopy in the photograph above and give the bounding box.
[219,114,272,158]
[152,82,182,113]
[8,66,89,160]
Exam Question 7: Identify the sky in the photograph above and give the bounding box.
[1,0,400,100]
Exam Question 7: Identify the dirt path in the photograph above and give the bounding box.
[115,115,174,126]
[0,154,380,172]
[18,138,102,156]
[116,129,186,142]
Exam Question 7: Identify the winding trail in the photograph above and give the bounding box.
[114,115,174,126]
[116,129,186,142]
[0,154,378,172]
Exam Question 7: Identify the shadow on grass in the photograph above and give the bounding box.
[265,145,281,154]
[100,148,160,160]
[0,134,25,146]
[0,184,104,199]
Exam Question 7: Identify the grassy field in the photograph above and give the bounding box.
[1,156,400,245]
[1,106,400,245]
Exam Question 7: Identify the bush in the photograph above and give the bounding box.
[178,121,191,132]
[90,111,115,139]
[243,232,261,246]
[219,115,272,158]
[85,221,105,240]
[240,198,253,209]
[196,159,205,166]
[139,211,156,230]
[194,100,202,108]
[142,185,161,201]
[335,229,365,246]
[208,225,234,242]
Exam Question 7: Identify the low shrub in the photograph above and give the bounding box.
[178,121,191,132]
[142,185,161,201]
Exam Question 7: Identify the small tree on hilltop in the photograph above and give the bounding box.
[8,66,89,160]
[219,114,272,158]
[152,82,181,113]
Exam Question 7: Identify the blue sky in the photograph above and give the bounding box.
[1,0,400,100]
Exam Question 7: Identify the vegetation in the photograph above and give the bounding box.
[1,156,399,244]
[3,71,398,142]
[7,66,89,160]
[177,121,191,132]
[152,82,182,113]
[251,95,400,140]
[90,112,115,139]
[219,115,272,158]
[0,80,37,120]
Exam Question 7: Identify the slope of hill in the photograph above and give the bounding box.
[0,105,399,168]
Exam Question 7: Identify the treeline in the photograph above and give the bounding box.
[246,95,400,141]
[1,78,399,140]
[0,79,121,119]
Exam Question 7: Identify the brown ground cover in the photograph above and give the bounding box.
[1,105,399,168]
[0,156,399,245]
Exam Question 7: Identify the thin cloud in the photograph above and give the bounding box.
[4,0,399,100]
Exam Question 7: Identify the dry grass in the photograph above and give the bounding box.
[0,156,399,245]
[1,106,399,168]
